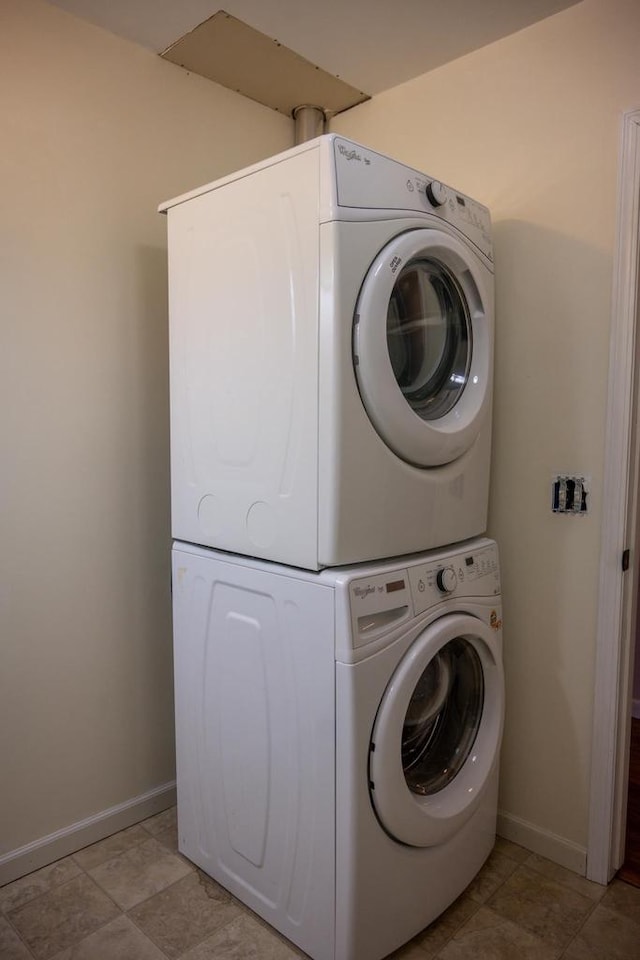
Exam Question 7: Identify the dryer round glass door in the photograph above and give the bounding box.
[369,612,504,847]
[387,258,471,422]
[353,229,493,467]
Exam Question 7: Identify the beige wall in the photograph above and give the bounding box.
[0,0,291,860]
[333,0,640,857]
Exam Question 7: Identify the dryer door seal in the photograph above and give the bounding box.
[353,229,492,467]
[369,613,503,847]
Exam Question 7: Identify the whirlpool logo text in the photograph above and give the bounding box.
[338,144,362,162]
[354,584,375,598]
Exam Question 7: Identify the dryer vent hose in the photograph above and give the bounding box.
[293,105,326,144]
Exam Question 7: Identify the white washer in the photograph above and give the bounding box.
[160,135,494,570]
[172,538,504,960]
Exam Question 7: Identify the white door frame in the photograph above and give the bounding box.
[587,108,640,884]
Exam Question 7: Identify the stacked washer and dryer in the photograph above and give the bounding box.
[160,136,504,960]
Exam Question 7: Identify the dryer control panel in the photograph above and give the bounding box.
[331,137,493,263]
[407,542,500,618]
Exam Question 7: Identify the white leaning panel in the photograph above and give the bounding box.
[166,148,321,568]
[171,545,336,960]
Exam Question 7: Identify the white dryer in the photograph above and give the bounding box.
[172,538,504,960]
[161,136,494,570]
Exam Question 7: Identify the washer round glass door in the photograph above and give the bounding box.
[369,613,503,847]
[353,229,492,467]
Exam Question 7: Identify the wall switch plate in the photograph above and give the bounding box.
[552,475,588,514]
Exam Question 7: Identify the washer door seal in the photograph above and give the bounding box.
[353,229,492,467]
[369,613,503,847]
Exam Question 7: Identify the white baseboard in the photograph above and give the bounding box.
[0,781,176,887]
[497,809,588,877]
[632,699,640,720]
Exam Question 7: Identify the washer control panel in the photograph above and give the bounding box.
[347,541,500,647]
[407,542,500,618]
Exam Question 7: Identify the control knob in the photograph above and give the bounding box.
[436,566,457,594]
[426,180,447,207]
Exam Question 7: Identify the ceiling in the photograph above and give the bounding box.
[47,0,581,106]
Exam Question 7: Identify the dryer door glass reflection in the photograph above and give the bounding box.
[387,258,472,421]
[402,637,484,795]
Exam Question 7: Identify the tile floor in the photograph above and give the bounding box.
[1,808,640,960]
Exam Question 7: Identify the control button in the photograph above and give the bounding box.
[426,181,447,206]
[436,567,457,594]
